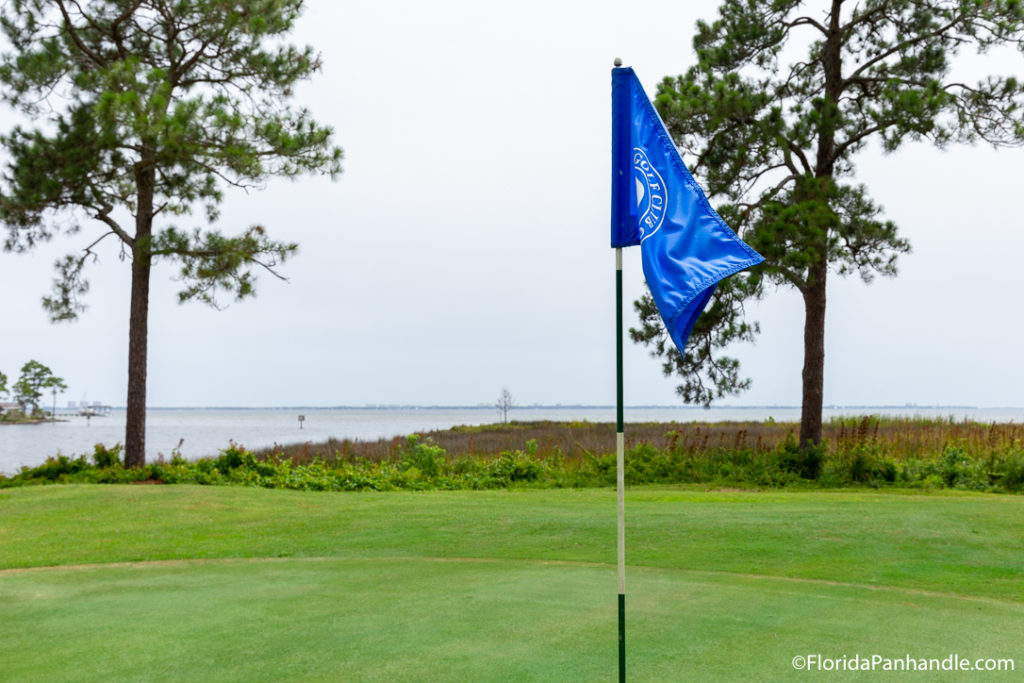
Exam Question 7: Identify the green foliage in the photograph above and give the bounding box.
[12,359,66,414]
[489,450,545,484]
[631,278,757,405]
[632,1,1024,442]
[21,453,92,481]
[775,435,824,480]
[0,0,342,468]
[939,443,989,490]
[92,443,123,469]
[399,435,445,478]
[0,369,7,398]
[0,0,342,314]
[995,444,1024,492]
[6,419,1024,494]
[819,443,899,487]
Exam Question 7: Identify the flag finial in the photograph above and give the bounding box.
[614,57,623,67]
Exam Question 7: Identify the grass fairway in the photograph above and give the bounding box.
[1,486,1022,681]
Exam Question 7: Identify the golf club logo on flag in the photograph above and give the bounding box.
[632,148,666,241]
[612,65,764,352]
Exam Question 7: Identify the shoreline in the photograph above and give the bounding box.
[0,418,70,426]
[4,407,1023,477]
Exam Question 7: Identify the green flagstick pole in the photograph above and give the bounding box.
[616,246,626,682]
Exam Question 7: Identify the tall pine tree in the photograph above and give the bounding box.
[632,0,1024,446]
[0,1,342,466]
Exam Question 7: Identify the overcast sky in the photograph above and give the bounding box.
[1,0,1022,409]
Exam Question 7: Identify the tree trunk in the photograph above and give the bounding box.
[799,261,827,447]
[797,2,842,449]
[124,159,156,469]
[124,254,151,468]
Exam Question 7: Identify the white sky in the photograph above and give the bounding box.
[1,0,1023,408]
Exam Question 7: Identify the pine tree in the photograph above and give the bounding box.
[633,0,1024,446]
[0,1,342,465]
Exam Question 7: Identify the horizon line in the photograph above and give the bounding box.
[75,403,1022,411]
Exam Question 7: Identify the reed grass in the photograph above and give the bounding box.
[254,416,1024,465]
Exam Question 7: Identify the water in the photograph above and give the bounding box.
[2,405,1022,475]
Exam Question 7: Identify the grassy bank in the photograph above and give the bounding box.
[1,486,1021,681]
[4,417,1024,494]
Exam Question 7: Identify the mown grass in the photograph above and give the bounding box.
[4,486,1023,600]
[1,486,1022,681]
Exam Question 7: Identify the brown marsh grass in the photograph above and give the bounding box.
[252,416,1024,465]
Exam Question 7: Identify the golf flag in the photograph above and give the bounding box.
[611,66,764,351]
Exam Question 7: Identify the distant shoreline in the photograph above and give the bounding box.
[0,418,69,426]
[87,404,994,411]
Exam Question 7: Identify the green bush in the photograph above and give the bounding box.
[996,448,1024,492]
[214,443,248,473]
[399,435,445,478]
[491,450,544,483]
[92,443,123,468]
[775,437,824,480]
[940,444,989,491]
[27,454,91,481]
[827,444,899,485]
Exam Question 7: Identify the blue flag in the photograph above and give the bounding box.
[611,66,764,352]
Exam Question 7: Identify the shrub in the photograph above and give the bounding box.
[940,444,988,490]
[27,454,91,481]
[996,447,1024,493]
[214,443,248,473]
[833,444,899,485]
[775,436,824,480]
[399,435,445,478]
[489,450,545,484]
[92,443,123,468]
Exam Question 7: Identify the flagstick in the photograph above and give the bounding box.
[616,246,626,682]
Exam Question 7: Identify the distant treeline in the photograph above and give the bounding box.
[4,417,1024,494]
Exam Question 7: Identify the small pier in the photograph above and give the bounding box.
[54,402,113,418]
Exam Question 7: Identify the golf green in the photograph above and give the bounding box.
[1,486,1021,681]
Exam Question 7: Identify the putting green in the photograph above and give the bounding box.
[1,556,1021,681]
[1,485,1021,680]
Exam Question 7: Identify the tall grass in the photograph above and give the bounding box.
[254,416,1024,465]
